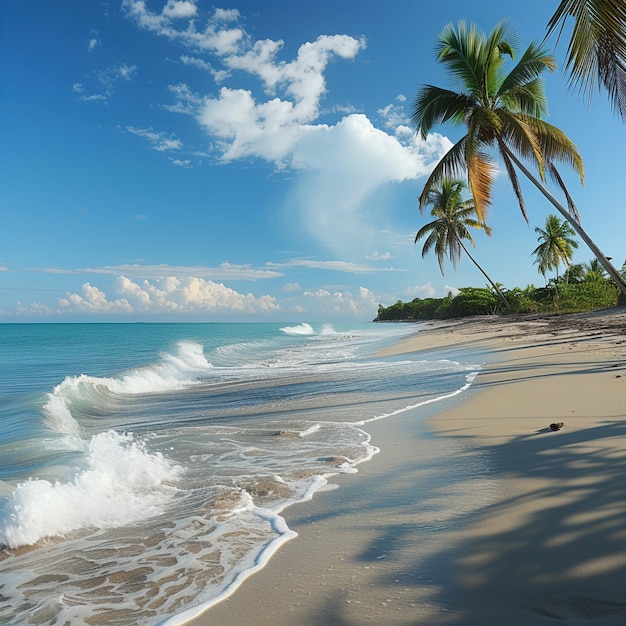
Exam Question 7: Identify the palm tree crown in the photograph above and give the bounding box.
[532,213,579,280]
[415,178,510,310]
[411,20,584,225]
[546,1,626,122]
[416,178,490,275]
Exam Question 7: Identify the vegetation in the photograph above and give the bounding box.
[415,178,510,310]
[532,214,579,283]
[374,279,620,322]
[546,1,626,122]
[410,21,626,298]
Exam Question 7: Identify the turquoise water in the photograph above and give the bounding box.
[0,322,481,625]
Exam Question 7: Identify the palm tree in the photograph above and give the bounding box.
[532,214,579,283]
[582,257,608,281]
[415,177,510,310]
[546,1,626,122]
[410,21,626,298]
[562,262,585,283]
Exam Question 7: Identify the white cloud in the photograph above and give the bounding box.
[377,98,408,129]
[405,283,437,298]
[282,282,301,292]
[123,0,245,55]
[269,258,403,274]
[127,126,182,151]
[444,284,461,296]
[59,276,281,316]
[76,63,137,103]
[123,5,451,257]
[33,262,283,281]
[301,285,379,316]
[366,251,393,261]
[162,0,198,19]
[58,283,133,313]
[88,37,99,52]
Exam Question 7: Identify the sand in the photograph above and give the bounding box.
[190,307,626,625]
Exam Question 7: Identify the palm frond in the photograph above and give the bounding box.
[498,110,546,178]
[547,162,581,222]
[436,21,486,95]
[525,117,585,182]
[498,142,530,222]
[546,0,626,120]
[466,151,495,223]
[596,31,626,120]
[499,41,557,101]
[411,86,473,138]
[501,78,549,117]
[418,137,468,210]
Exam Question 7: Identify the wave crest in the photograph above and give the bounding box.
[0,430,181,548]
[279,323,314,336]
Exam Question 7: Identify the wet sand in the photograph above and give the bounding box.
[189,307,626,625]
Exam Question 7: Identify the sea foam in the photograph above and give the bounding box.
[0,430,181,548]
[279,322,314,336]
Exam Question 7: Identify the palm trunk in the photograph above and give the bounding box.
[502,146,626,299]
[457,237,511,312]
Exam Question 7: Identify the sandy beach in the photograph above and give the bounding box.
[190,307,626,625]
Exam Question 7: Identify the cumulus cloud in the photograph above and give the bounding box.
[58,283,133,313]
[405,283,437,298]
[12,261,391,318]
[58,275,280,316]
[123,4,451,257]
[162,0,198,19]
[301,285,379,316]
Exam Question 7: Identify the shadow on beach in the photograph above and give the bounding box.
[287,421,626,625]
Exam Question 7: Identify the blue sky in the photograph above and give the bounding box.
[1,1,624,322]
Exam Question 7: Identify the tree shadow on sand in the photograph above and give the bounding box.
[285,366,626,624]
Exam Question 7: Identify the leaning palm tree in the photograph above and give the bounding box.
[546,1,626,122]
[416,177,510,310]
[532,213,579,283]
[411,20,626,298]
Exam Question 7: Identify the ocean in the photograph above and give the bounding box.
[0,321,483,625]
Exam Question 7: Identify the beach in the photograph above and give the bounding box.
[193,308,626,625]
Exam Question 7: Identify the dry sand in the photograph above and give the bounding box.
[190,307,626,625]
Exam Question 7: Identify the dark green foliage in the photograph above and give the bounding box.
[374,280,619,321]
[438,288,500,318]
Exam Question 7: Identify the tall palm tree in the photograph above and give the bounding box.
[411,20,626,298]
[546,1,626,122]
[415,177,510,310]
[532,213,579,282]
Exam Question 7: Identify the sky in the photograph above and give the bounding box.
[1,1,624,322]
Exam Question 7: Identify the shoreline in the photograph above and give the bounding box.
[189,308,626,625]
